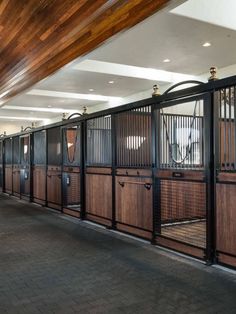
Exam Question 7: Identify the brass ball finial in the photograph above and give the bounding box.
[62,113,67,120]
[82,106,88,115]
[21,126,24,132]
[208,66,218,81]
[31,122,36,128]
[152,84,161,96]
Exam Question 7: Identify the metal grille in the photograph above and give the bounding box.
[47,127,61,165]
[13,137,20,164]
[0,141,2,163]
[160,101,204,169]
[34,131,46,165]
[160,180,206,248]
[20,136,30,165]
[5,138,12,164]
[116,106,151,167]
[218,87,236,171]
[63,126,80,166]
[86,115,111,166]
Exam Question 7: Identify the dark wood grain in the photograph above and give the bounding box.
[0,0,169,104]
[33,166,46,202]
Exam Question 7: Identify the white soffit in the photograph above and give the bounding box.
[74,60,196,83]
[171,0,236,31]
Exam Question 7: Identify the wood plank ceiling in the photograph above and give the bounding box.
[0,0,170,106]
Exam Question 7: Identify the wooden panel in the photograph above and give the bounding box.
[64,172,80,206]
[115,176,153,231]
[160,180,206,221]
[20,169,30,196]
[12,167,20,195]
[5,166,12,193]
[216,184,236,256]
[116,168,152,177]
[86,173,112,220]
[156,169,205,181]
[63,208,81,218]
[47,170,62,205]
[0,0,169,105]
[33,166,46,201]
[219,121,235,169]
[86,167,112,175]
[217,172,236,183]
[63,166,80,173]
[48,165,61,171]
[86,213,112,227]
[217,253,236,268]
[155,236,205,259]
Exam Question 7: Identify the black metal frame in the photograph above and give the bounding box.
[2,75,236,267]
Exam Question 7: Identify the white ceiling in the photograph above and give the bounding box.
[1,0,236,130]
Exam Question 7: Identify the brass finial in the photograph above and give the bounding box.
[31,122,36,128]
[3,131,6,136]
[21,126,24,132]
[82,106,88,115]
[62,113,67,120]
[152,84,161,96]
[208,66,218,81]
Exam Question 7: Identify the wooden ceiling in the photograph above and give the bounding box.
[0,0,170,106]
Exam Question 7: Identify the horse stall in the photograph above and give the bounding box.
[62,123,81,218]
[85,115,112,227]
[115,106,153,239]
[32,130,46,205]
[12,136,20,197]
[154,95,210,259]
[0,140,3,192]
[46,127,62,210]
[215,86,236,268]
[4,137,12,194]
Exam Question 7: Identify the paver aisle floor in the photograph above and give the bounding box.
[0,194,236,314]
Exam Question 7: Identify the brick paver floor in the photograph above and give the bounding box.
[0,194,236,314]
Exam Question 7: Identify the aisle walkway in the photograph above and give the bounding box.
[0,194,236,314]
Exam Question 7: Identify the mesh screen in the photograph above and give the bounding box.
[63,126,80,166]
[5,138,12,164]
[47,127,61,165]
[86,115,111,166]
[12,137,20,164]
[34,131,46,164]
[160,180,206,248]
[217,86,236,171]
[116,106,151,167]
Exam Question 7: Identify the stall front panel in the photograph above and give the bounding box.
[85,115,112,226]
[20,135,31,199]
[62,124,81,218]
[4,138,12,194]
[12,136,20,196]
[215,86,236,268]
[47,127,62,210]
[33,130,46,205]
[115,106,153,239]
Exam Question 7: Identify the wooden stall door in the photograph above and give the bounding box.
[115,171,153,239]
[86,169,112,226]
[12,166,20,196]
[33,166,46,205]
[47,168,62,210]
[5,166,12,194]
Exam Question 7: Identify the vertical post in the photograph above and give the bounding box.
[111,114,117,229]
[30,133,34,202]
[80,120,86,220]
[204,92,215,264]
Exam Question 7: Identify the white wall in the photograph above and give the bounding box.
[0,121,36,136]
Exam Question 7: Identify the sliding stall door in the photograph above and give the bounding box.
[115,106,153,239]
[154,95,211,260]
[33,130,46,205]
[215,87,236,268]
[47,127,62,210]
[4,138,12,194]
[85,115,112,226]
[62,124,81,218]
[12,137,20,197]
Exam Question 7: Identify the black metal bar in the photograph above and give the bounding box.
[111,114,116,229]
[80,120,86,220]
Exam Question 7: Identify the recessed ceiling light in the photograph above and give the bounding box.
[202,42,211,47]
[47,105,52,108]
[108,80,114,84]
[89,88,94,92]
[163,59,170,63]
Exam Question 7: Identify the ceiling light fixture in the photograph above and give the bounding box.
[108,80,114,84]
[163,59,170,63]
[89,88,94,92]
[202,42,211,47]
